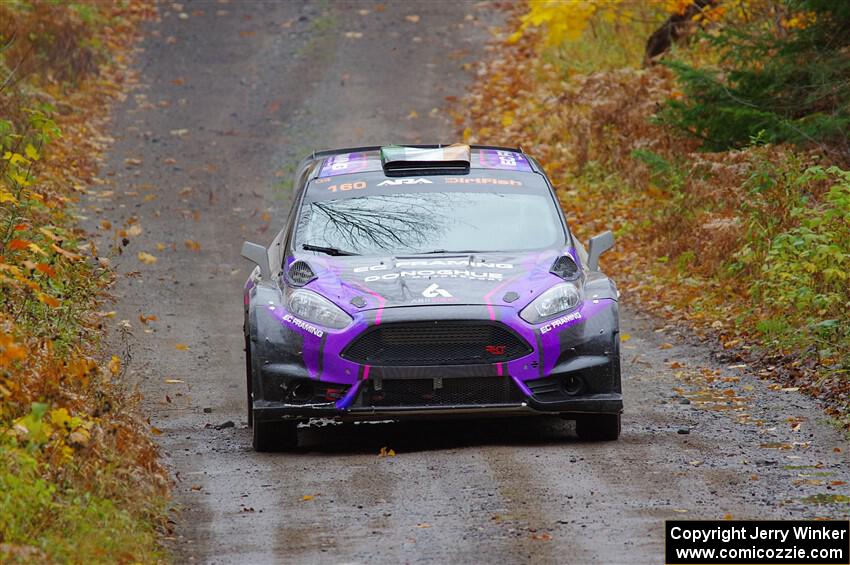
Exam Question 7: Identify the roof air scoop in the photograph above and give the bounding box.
[380,144,471,176]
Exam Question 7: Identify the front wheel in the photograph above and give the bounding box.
[252,418,298,452]
[575,413,621,441]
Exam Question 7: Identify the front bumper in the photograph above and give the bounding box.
[253,392,623,422]
[248,298,622,423]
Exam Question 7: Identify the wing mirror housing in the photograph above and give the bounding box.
[241,241,270,280]
[587,231,614,271]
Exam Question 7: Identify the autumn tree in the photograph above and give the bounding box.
[661,0,850,154]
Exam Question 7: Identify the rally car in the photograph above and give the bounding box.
[242,145,621,451]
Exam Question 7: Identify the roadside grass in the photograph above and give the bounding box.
[0,2,169,562]
[458,6,850,429]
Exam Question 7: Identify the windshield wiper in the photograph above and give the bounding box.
[417,249,482,255]
[302,243,358,256]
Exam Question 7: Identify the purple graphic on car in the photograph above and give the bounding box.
[317,152,379,178]
[478,149,533,172]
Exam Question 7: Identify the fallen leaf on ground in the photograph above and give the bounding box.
[175,343,189,351]
[138,251,157,264]
[52,244,82,261]
[35,263,55,277]
[108,355,121,376]
[38,293,60,308]
[405,14,420,23]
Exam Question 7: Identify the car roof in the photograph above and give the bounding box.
[303,144,541,181]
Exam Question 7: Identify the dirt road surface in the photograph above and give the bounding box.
[88,2,850,563]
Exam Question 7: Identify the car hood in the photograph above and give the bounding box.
[294,250,572,313]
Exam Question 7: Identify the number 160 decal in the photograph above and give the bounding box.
[326,181,366,192]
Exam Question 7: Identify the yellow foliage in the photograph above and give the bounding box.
[666,0,693,15]
[509,0,779,50]
[510,0,615,46]
[0,189,17,204]
[510,0,693,47]
[24,143,40,161]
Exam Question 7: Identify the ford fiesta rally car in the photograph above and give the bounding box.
[242,145,621,451]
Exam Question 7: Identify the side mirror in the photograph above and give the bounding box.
[587,231,614,271]
[241,241,270,280]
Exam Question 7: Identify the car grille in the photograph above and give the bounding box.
[341,321,532,366]
[362,377,523,407]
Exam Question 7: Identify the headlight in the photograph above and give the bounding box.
[286,288,352,330]
[519,282,581,324]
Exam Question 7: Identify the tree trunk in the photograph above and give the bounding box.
[644,0,718,66]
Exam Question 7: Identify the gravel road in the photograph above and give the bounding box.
[88,1,850,563]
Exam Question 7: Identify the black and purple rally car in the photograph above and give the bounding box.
[242,145,621,451]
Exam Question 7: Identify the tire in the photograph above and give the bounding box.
[575,413,621,441]
[252,418,298,452]
[245,334,253,428]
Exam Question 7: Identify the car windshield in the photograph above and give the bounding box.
[295,183,564,256]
